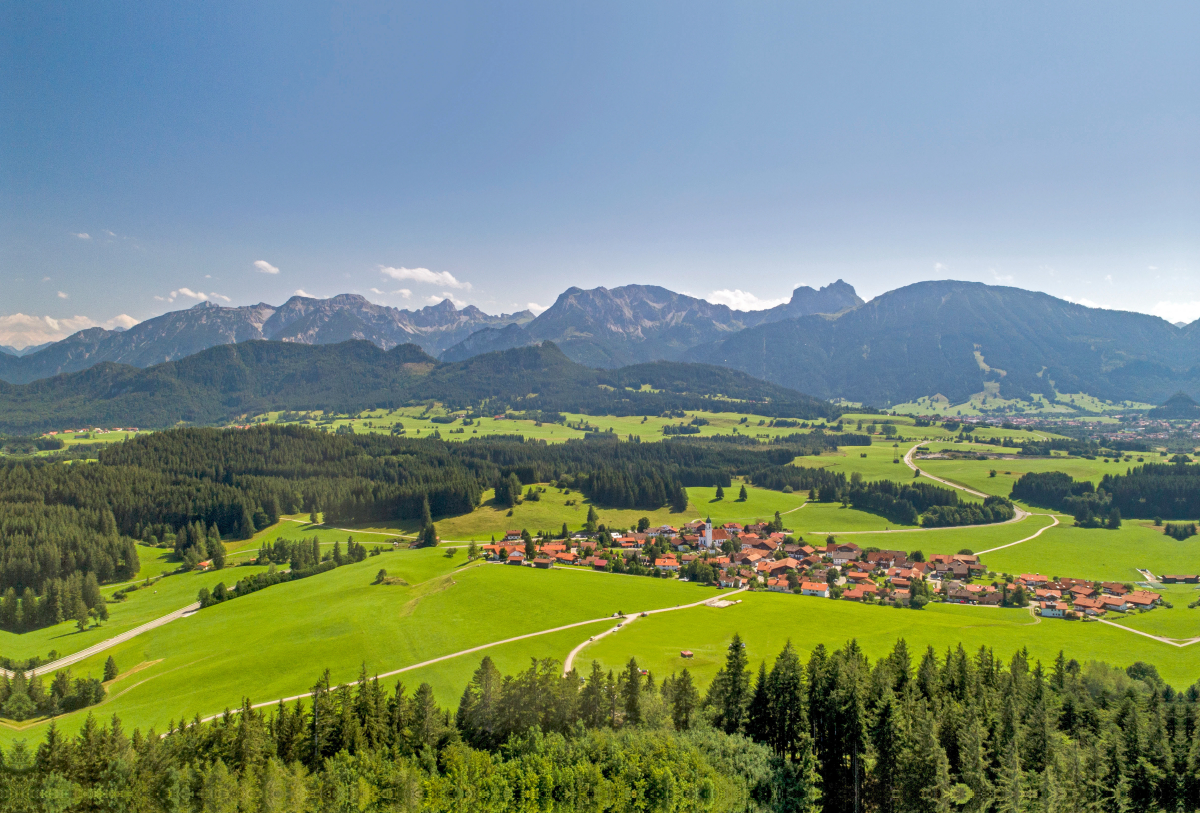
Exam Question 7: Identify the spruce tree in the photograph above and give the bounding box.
[738,484,748,502]
[715,484,725,501]
[103,656,118,681]
[621,658,642,727]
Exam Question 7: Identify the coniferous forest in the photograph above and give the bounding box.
[1012,462,1200,521]
[1,639,1197,811]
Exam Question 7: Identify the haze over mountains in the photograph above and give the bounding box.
[3,278,1200,409]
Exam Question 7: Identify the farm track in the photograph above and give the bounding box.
[197,586,748,724]
[0,602,200,680]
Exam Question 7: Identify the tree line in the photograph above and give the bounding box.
[3,638,1198,811]
[1013,463,1200,521]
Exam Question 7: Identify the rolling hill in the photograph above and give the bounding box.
[0,341,839,434]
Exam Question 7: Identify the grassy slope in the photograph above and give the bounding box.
[581,591,1200,691]
[0,563,270,662]
[0,553,709,746]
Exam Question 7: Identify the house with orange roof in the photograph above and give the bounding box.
[801,582,830,598]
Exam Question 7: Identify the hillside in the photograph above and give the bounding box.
[0,340,838,433]
[688,280,1198,406]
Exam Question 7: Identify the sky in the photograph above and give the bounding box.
[2,1,1197,348]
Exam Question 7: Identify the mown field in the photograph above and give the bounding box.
[0,552,708,746]
[580,589,1200,691]
[0,560,271,662]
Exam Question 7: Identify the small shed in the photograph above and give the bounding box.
[680,650,694,659]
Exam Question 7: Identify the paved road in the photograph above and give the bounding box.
[1,602,200,679]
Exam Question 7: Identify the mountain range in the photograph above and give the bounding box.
[3,278,1199,407]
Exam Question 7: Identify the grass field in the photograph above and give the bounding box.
[361,483,810,540]
[0,561,271,662]
[891,389,1149,417]
[252,406,1056,448]
[1102,585,1200,640]
[579,590,1200,691]
[916,448,1152,500]
[981,520,1200,583]
[0,552,716,746]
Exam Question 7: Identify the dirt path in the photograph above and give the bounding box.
[974,514,1061,554]
[1,602,200,679]
[561,587,748,675]
[197,586,748,724]
[1097,618,1200,648]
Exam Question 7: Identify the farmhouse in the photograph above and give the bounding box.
[801,582,830,598]
[1040,602,1068,618]
[1162,574,1199,584]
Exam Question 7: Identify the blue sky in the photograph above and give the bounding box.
[2,1,1197,347]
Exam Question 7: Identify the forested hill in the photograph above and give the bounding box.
[688,279,1200,406]
[0,340,838,433]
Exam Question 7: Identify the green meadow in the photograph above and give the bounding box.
[982,521,1200,584]
[580,590,1200,691]
[0,552,711,746]
[915,447,1152,500]
[0,562,271,662]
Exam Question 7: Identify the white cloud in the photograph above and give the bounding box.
[1151,301,1200,325]
[380,266,471,290]
[56,291,68,299]
[0,312,141,349]
[294,289,312,298]
[370,287,412,298]
[1065,296,1101,309]
[73,232,90,240]
[1104,274,1113,284]
[991,270,1014,284]
[705,289,789,311]
[254,260,280,275]
[210,293,231,302]
[527,302,549,315]
[173,287,207,301]
[934,262,949,272]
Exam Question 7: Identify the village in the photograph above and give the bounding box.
[476,520,1184,620]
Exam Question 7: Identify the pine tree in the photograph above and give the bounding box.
[715,484,725,501]
[103,656,118,681]
[419,495,433,529]
[738,484,748,501]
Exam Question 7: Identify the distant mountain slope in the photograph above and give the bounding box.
[688,280,1197,406]
[0,341,837,433]
[439,323,534,362]
[443,280,861,366]
[0,296,533,384]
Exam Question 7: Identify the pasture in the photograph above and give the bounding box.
[580,589,1200,691]
[0,552,711,746]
